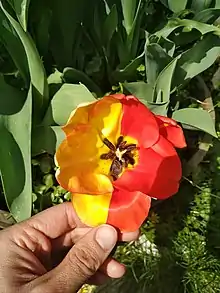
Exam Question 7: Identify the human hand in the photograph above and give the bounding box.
[0,202,139,293]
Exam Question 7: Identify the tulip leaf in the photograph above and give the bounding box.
[0,75,25,115]
[158,37,175,57]
[13,0,31,31]
[121,0,138,36]
[114,52,144,82]
[173,34,220,88]
[155,18,220,39]
[43,83,96,126]
[32,126,65,156]
[0,83,32,222]
[190,0,213,12]
[0,10,29,85]
[103,4,118,46]
[123,81,168,115]
[153,57,179,104]
[123,81,154,104]
[63,67,102,96]
[193,8,220,24]
[172,108,217,137]
[160,0,188,13]
[146,43,172,85]
[0,2,49,120]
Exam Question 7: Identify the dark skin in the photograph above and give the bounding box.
[0,202,139,293]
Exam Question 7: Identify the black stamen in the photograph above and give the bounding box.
[126,144,137,152]
[110,158,123,179]
[103,138,116,151]
[100,152,115,160]
[123,154,135,165]
[119,141,127,150]
[116,136,124,148]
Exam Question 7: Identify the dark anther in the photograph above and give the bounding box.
[110,158,123,179]
[100,152,115,160]
[100,136,137,180]
[123,153,135,165]
[125,144,137,152]
[116,136,124,148]
[103,138,116,151]
[119,141,127,150]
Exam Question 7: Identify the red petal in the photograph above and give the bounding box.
[156,115,186,149]
[114,136,182,199]
[111,94,159,148]
[107,189,151,232]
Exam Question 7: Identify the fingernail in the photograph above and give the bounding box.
[96,225,117,251]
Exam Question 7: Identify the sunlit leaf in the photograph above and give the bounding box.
[172,108,217,137]
[0,84,32,222]
[32,126,65,156]
[43,83,96,126]
[0,2,49,120]
[146,43,172,85]
[13,0,30,31]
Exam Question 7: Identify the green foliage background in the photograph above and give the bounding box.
[1,0,220,291]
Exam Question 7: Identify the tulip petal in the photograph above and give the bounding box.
[63,96,123,144]
[111,94,160,148]
[63,101,95,136]
[156,115,187,149]
[72,193,112,227]
[114,136,182,199]
[55,124,113,195]
[71,189,151,232]
[107,189,151,232]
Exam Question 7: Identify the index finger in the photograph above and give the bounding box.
[26,202,81,239]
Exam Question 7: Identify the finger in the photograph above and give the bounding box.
[52,228,92,251]
[87,271,110,286]
[24,202,81,239]
[52,228,140,251]
[118,230,140,242]
[33,225,118,293]
[99,258,125,278]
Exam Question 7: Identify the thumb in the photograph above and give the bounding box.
[35,225,117,293]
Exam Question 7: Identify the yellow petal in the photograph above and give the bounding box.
[55,124,113,194]
[63,96,123,144]
[72,193,112,227]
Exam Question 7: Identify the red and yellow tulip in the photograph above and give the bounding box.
[55,94,186,232]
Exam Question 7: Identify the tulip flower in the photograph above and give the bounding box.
[55,94,186,232]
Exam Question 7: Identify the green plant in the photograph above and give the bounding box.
[0,0,219,223]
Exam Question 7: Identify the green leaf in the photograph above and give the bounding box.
[155,18,220,39]
[114,51,144,82]
[173,108,217,137]
[123,81,154,103]
[0,84,32,222]
[0,10,29,84]
[32,126,65,156]
[158,37,175,57]
[146,43,172,85]
[173,34,220,88]
[123,81,168,115]
[153,57,179,103]
[0,2,49,119]
[13,0,30,31]
[50,0,85,68]
[63,67,102,97]
[0,75,25,115]
[163,0,188,13]
[103,4,118,46]
[121,0,137,35]
[193,9,220,24]
[190,0,213,12]
[43,83,96,126]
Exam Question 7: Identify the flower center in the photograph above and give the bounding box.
[100,136,137,180]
